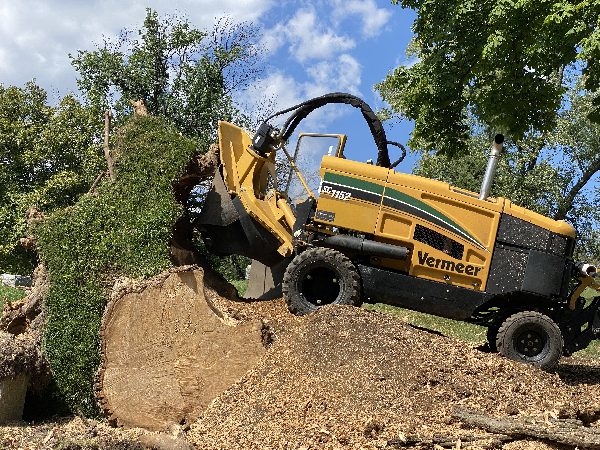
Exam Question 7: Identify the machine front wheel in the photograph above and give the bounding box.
[496,311,563,370]
[282,247,361,315]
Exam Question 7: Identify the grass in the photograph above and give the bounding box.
[365,286,600,359]
[230,279,248,297]
[574,287,600,357]
[0,284,27,311]
[364,303,487,343]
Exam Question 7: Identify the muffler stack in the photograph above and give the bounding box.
[479,134,505,200]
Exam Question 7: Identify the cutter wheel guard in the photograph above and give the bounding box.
[196,92,600,370]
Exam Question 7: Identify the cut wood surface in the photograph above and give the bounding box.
[97,267,266,431]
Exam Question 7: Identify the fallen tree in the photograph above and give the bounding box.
[34,115,216,415]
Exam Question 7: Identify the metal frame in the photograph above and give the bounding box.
[283,133,347,196]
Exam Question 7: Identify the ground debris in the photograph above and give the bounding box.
[453,407,600,449]
[3,290,600,449]
[0,416,146,449]
[187,305,600,449]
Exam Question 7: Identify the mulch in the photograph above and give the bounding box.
[3,296,600,449]
[187,303,600,449]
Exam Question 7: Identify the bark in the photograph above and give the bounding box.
[452,407,600,449]
[169,144,220,267]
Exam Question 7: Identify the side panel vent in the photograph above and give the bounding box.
[413,224,464,260]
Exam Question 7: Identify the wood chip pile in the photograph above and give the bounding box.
[3,264,600,449]
[187,303,600,449]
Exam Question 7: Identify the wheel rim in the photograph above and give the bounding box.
[515,329,547,357]
[298,264,341,306]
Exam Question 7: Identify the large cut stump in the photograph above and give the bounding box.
[97,267,266,431]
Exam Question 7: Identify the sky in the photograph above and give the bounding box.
[0,0,418,170]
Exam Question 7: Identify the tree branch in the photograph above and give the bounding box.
[453,407,600,449]
[103,110,115,180]
[554,156,600,220]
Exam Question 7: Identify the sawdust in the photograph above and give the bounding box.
[0,415,148,449]
[187,304,600,449]
[3,262,600,449]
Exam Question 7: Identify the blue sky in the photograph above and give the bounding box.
[246,1,417,168]
[0,0,418,169]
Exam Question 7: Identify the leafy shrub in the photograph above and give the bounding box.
[36,116,198,415]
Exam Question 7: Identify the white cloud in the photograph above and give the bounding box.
[306,54,362,97]
[248,72,303,117]
[0,0,274,96]
[263,8,355,63]
[331,0,392,38]
[245,54,362,131]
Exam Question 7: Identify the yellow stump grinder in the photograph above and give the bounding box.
[197,92,600,369]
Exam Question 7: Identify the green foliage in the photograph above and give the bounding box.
[414,136,563,217]
[36,116,197,415]
[229,279,249,297]
[71,9,258,145]
[380,0,600,153]
[0,83,103,274]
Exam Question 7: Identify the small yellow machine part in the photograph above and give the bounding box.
[569,276,600,310]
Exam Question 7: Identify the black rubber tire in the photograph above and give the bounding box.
[282,247,361,315]
[496,311,563,370]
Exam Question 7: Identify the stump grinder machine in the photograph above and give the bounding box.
[197,92,600,369]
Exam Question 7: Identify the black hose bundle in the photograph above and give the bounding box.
[263,92,393,168]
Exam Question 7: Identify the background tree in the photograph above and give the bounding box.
[377,0,600,154]
[1,10,261,276]
[71,9,260,146]
[0,82,103,273]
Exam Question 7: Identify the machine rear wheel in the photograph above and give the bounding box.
[496,311,563,370]
[282,247,361,315]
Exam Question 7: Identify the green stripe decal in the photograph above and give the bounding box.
[385,189,466,236]
[383,187,484,248]
[322,172,485,249]
[323,172,384,195]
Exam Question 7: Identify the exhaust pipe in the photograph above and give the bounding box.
[479,134,505,200]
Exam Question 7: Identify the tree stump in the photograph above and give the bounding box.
[97,267,266,431]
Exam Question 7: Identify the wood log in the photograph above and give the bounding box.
[388,432,514,449]
[452,407,600,449]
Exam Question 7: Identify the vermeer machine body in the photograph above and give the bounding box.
[198,93,600,369]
